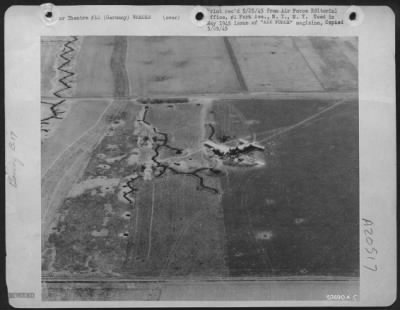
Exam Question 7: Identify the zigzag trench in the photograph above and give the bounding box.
[41,36,79,133]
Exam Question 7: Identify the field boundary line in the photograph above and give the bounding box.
[292,37,326,91]
[223,37,248,92]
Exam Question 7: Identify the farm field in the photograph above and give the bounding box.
[41,36,357,100]
[213,98,359,276]
[293,37,358,90]
[228,37,323,92]
[74,36,116,98]
[126,37,242,96]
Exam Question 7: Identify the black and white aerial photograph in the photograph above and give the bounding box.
[41,36,359,301]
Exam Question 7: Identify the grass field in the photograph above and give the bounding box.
[146,103,206,150]
[216,99,359,276]
[229,98,331,134]
[122,175,226,277]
